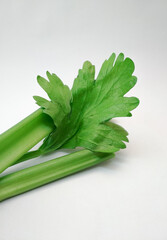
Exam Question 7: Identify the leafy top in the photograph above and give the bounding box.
[34,72,72,127]
[34,53,139,155]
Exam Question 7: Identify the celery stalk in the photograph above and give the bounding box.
[0,149,114,202]
[0,109,54,173]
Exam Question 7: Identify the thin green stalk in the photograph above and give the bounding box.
[12,150,42,166]
[0,109,54,173]
[0,149,114,202]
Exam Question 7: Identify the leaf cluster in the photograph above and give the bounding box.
[34,53,139,155]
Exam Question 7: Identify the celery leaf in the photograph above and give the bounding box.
[33,72,72,127]
[37,53,139,154]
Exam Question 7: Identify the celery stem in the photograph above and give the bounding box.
[0,150,114,202]
[0,109,54,173]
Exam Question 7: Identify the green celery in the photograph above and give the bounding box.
[0,149,114,202]
[0,109,54,173]
[0,53,139,174]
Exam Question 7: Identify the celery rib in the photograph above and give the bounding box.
[0,109,54,173]
[0,150,114,202]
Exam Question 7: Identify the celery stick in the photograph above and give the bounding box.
[0,150,114,202]
[0,109,54,173]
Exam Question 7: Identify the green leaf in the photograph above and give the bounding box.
[96,53,116,81]
[63,121,128,153]
[37,53,139,154]
[34,72,72,127]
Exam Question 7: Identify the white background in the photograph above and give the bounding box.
[0,0,167,239]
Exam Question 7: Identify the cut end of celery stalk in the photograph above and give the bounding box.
[0,109,54,173]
